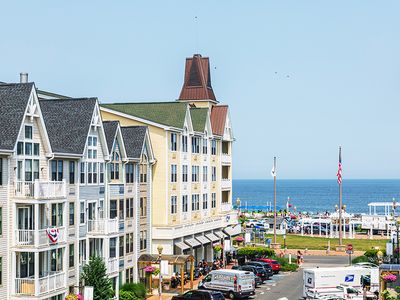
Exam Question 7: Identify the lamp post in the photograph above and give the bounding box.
[157,245,163,299]
[236,197,241,215]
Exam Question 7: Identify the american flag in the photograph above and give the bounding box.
[337,147,342,185]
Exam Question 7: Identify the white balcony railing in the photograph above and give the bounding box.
[87,219,119,235]
[221,178,231,189]
[220,202,232,212]
[107,257,119,274]
[14,180,66,199]
[221,153,232,164]
[15,272,65,296]
[15,227,66,247]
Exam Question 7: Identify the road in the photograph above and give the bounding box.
[252,255,349,300]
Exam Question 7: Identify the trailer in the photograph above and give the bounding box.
[303,266,379,299]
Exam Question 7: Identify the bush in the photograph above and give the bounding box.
[281,263,299,272]
[364,248,386,258]
[120,283,146,299]
[119,290,138,300]
[237,246,275,258]
[351,255,370,264]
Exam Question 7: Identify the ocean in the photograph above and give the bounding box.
[232,179,400,214]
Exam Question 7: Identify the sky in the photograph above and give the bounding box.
[1,1,400,179]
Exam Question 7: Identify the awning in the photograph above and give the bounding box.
[184,238,201,248]
[175,241,190,251]
[223,224,242,237]
[214,230,228,239]
[205,233,220,242]
[195,235,211,245]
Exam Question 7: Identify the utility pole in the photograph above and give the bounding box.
[337,147,344,250]
[273,157,277,244]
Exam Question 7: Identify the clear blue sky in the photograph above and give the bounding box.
[1,1,400,179]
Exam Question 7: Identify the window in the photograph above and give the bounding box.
[140,231,147,251]
[125,233,134,254]
[211,140,217,155]
[126,267,134,283]
[191,137,200,153]
[0,257,3,286]
[203,166,208,182]
[0,159,2,186]
[170,133,177,151]
[51,160,63,181]
[69,161,75,184]
[69,244,74,268]
[111,152,120,180]
[192,166,199,182]
[33,143,39,156]
[25,125,32,139]
[80,163,85,184]
[119,236,124,258]
[17,142,24,155]
[0,207,2,235]
[119,199,124,219]
[171,196,177,214]
[126,198,134,218]
[51,203,63,227]
[140,164,147,183]
[99,163,104,183]
[203,194,208,210]
[87,162,98,184]
[69,203,74,226]
[109,238,117,258]
[50,248,63,272]
[182,135,188,152]
[212,167,217,182]
[203,138,208,154]
[110,200,117,219]
[182,165,188,182]
[171,165,177,182]
[140,197,147,217]
[25,142,32,155]
[212,193,216,208]
[192,194,200,211]
[25,159,32,181]
[80,202,85,224]
[182,195,188,213]
[126,163,134,183]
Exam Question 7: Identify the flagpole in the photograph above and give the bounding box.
[273,156,277,245]
[338,146,343,248]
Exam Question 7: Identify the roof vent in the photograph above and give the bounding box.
[20,72,28,83]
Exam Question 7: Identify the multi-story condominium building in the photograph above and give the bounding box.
[0,78,154,299]
[101,54,238,262]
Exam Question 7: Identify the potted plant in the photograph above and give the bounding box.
[65,294,82,300]
[382,273,397,283]
[234,236,245,246]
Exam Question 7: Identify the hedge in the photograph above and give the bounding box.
[237,246,275,258]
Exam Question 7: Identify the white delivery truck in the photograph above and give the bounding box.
[303,266,379,299]
[198,269,256,299]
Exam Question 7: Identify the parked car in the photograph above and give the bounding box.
[256,258,281,274]
[171,290,225,300]
[198,269,256,299]
[245,219,259,228]
[246,261,274,277]
[232,265,265,285]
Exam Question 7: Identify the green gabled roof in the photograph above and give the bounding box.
[190,107,208,133]
[101,102,188,129]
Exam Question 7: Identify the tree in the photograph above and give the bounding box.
[80,256,114,300]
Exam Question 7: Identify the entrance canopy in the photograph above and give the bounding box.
[138,254,194,265]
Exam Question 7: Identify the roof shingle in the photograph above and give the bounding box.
[120,126,147,159]
[210,105,228,136]
[39,98,97,155]
[0,83,34,151]
[190,108,208,133]
[103,121,119,153]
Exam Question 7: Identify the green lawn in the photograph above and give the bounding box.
[264,234,388,251]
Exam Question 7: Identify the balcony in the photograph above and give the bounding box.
[87,218,119,235]
[15,272,65,296]
[221,153,232,165]
[221,178,231,190]
[14,180,66,199]
[15,227,66,248]
[107,257,119,274]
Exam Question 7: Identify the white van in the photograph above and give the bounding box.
[198,269,255,299]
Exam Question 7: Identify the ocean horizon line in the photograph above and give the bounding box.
[233,178,400,181]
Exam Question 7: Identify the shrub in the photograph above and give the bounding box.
[281,263,299,272]
[120,283,146,299]
[364,248,386,258]
[352,255,370,264]
[237,246,275,258]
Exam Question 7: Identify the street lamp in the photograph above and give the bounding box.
[236,197,241,214]
[157,245,163,299]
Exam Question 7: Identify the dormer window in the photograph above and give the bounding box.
[110,152,120,180]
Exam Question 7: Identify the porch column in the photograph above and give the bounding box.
[319,220,322,237]
[11,252,16,295]
[34,204,39,247]
[63,245,68,287]
[310,221,313,237]
[34,252,39,296]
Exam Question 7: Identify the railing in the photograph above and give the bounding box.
[107,257,119,274]
[221,153,232,164]
[15,227,66,247]
[14,180,66,199]
[87,218,119,235]
[220,202,232,212]
[221,178,231,189]
[15,272,65,296]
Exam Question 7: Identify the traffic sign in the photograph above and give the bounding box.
[346,249,354,255]
[346,244,353,251]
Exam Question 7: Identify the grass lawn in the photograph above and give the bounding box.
[264,234,388,251]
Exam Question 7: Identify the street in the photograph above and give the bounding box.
[251,255,349,300]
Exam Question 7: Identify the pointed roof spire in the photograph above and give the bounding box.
[178,54,217,103]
